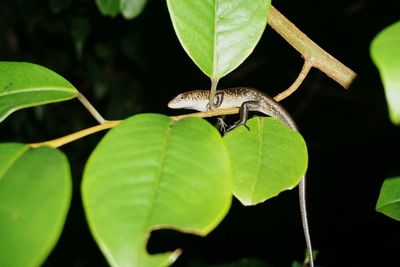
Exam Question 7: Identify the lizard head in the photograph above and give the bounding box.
[168,90,209,112]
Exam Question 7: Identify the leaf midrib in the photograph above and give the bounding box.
[0,87,76,97]
[0,145,29,182]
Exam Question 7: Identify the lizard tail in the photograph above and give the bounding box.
[299,177,314,267]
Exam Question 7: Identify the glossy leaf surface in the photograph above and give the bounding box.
[0,62,78,123]
[370,21,400,125]
[223,117,308,205]
[376,176,400,221]
[82,114,232,267]
[167,0,270,79]
[0,143,72,267]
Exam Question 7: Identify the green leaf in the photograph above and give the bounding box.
[82,114,232,267]
[167,0,270,79]
[120,0,148,19]
[223,117,308,206]
[370,21,400,125]
[0,62,78,123]
[376,176,400,221]
[95,0,120,17]
[70,17,91,58]
[0,143,72,267]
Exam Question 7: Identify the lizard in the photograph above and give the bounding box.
[168,87,314,267]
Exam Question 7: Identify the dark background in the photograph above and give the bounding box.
[1,0,400,266]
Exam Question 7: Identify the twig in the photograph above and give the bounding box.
[274,60,312,102]
[28,120,121,148]
[268,5,357,89]
[170,107,239,121]
[27,107,242,148]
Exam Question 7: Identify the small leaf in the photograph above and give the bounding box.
[167,0,270,79]
[82,114,232,267]
[0,143,72,267]
[120,0,148,19]
[223,117,308,205]
[0,62,78,123]
[376,176,400,221]
[95,0,120,17]
[370,21,400,125]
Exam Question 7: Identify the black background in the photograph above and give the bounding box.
[1,0,400,266]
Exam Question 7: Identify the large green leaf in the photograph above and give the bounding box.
[167,0,270,79]
[0,143,72,267]
[82,114,232,267]
[0,62,78,123]
[223,117,308,206]
[370,21,400,125]
[376,176,400,221]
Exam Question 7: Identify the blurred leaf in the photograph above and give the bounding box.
[291,261,302,267]
[49,0,72,13]
[70,17,91,59]
[223,117,308,205]
[167,0,270,79]
[0,62,78,123]
[95,0,120,17]
[120,0,148,19]
[0,143,72,267]
[95,0,147,19]
[370,20,400,125]
[376,176,400,221]
[121,34,147,69]
[82,114,232,266]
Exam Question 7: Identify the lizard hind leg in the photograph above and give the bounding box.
[226,100,262,132]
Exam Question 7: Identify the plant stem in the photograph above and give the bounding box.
[27,107,242,148]
[77,92,107,124]
[28,120,121,148]
[208,77,220,109]
[274,60,312,102]
[268,5,356,89]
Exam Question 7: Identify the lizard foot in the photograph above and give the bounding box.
[225,120,250,133]
[217,117,228,133]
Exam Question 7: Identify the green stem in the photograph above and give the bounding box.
[208,77,220,109]
[77,92,107,124]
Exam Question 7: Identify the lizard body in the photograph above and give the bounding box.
[168,87,314,267]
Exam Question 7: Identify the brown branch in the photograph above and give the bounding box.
[268,5,357,89]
